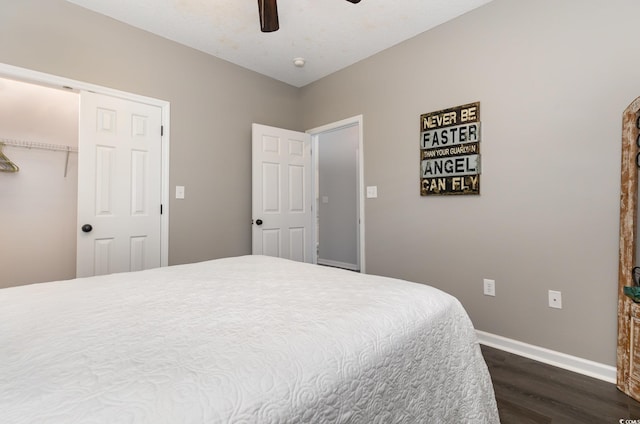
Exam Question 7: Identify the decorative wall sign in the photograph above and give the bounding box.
[420,102,481,195]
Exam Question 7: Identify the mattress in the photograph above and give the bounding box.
[0,255,499,423]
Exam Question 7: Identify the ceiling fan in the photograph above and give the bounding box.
[258,0,362,33]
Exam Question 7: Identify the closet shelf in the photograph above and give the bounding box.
[0,138,78,153]
[1,137,77,177]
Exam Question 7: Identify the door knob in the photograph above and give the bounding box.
[81,224,93,233]
[255,219,263,226]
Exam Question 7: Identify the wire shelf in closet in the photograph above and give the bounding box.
[0,138,78,153]
[0,138,78,177]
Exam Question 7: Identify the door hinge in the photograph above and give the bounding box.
[160,204,163,215]
[161,125,164,136]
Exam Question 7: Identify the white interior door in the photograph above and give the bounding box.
[252,123,313,263]
[77,91,163,277]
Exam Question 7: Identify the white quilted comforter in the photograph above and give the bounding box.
[0,255,499,423]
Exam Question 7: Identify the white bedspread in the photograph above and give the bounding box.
[0,255,499,423]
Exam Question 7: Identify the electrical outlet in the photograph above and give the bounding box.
[483,279,496,297]
[548,290,562,309]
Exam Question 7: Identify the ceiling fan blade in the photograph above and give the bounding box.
[258,0,279,33]
[345,0,362,3]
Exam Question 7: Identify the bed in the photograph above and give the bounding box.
[0,255,499,423]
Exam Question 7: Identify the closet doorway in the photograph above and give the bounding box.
[0,77,79,288]
[0,64,170,287]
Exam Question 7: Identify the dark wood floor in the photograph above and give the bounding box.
[481,345,640,423]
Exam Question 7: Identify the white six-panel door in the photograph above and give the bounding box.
[252,123,313,263]
[77,91,163,277]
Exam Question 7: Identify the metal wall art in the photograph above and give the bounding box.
[420,102,481,196]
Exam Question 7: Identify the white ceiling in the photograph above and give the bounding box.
[65,0,493,88]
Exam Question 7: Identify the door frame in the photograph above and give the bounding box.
[0,62,170,268]
[307,115,365,273]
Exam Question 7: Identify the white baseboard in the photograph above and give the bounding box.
[476,330,616,384]
[317,258,359,271]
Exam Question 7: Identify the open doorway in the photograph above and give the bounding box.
[309,116,365,273]
[0,77,79,288]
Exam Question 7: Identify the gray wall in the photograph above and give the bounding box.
[0,0,301,274]
[301,0,640,366]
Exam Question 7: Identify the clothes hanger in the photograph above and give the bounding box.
[0,142,19,173]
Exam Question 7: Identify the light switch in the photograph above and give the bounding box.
[176,185,185,199]
[322,196,329,204]
[366,186,378,198]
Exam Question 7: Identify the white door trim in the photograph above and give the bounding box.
[307,115,365,273]
[0,62,170,268]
